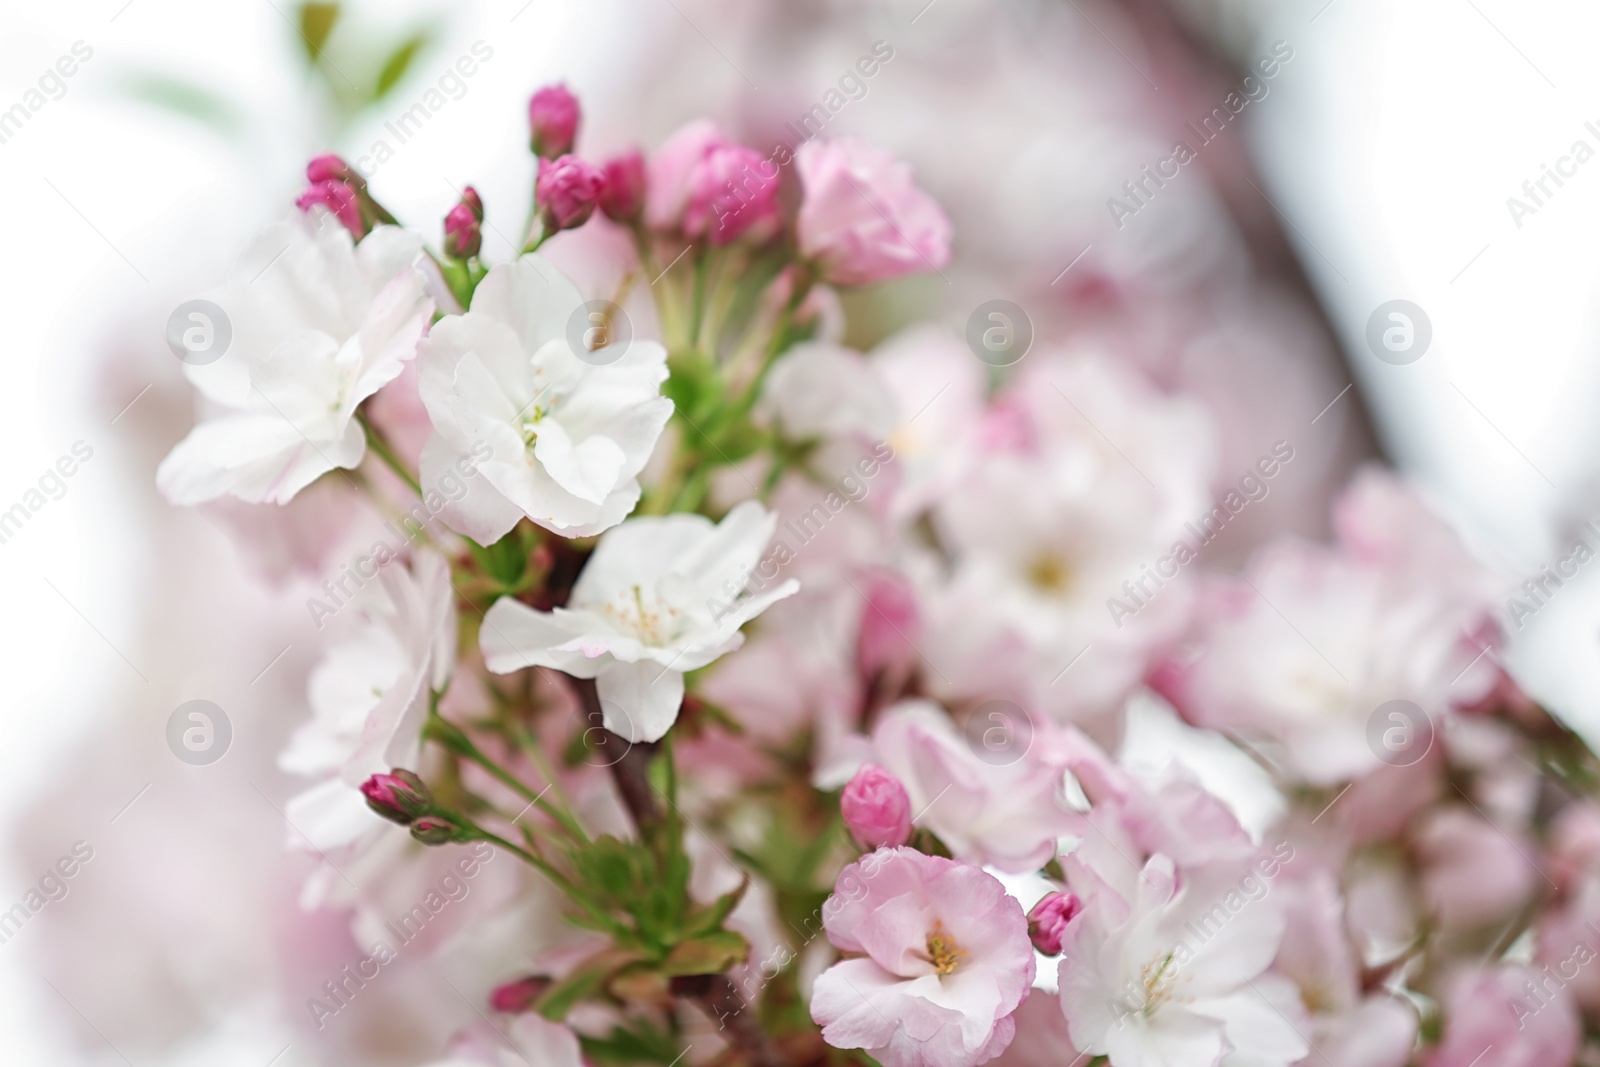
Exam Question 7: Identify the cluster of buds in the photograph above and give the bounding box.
[359,769,465,846]
[294,154,396,240]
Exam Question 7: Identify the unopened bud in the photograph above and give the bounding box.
[537,155,603,234]
[1026,891,1082,955]
[598,149,647,223]
[296,179,365,238]
[409,815,460,845]
[489,975,552,1013]
[528,83,580,159]
[306,153,364,189]
[360,769,432,824]
[841,763,912,850]
[444,186,483,259]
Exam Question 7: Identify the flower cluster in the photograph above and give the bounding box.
[159,81,1600,1067]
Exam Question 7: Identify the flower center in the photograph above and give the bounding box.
[924,921,966,976]
[1026,552,1072,594]
[599,584,683,647]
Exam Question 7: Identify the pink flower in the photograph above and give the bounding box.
[537,155,604,233]
[1158,471,1504,786]
[528,83,580,158]
[841,764,912,849]
[295,179,363,237]
[866,700,1080,873]
[1025,892,1080,955]
[796,137,952,285]
[599,149,647,222]
[645,119,780,245]
[1424,966,1579,1067]
[811,848,1034,1067]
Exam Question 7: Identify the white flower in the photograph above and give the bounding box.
[1058,855,1308,1067]
[280,553,455,889]
[417,257,673,543]
[480,501,799,742]
[157,209,434,505]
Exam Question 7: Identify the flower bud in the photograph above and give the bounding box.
[306,153,364,189]
[537,155,604,234]
[409,815,460,845]
[1026,891,1081,955]
[443,185,483,259]
[360,769,432,824]
[598,150,647,223]
[841,763,912,850]
[296,180,365,238]
[489,975,552,1013]
[528,83,580,159]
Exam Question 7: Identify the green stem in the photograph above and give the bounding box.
[428,714,586,845]
[359,414,421,495]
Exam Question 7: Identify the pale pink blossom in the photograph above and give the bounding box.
[645,120,779,244]
[1057,854,1307,1067]
[1424,966,1580,1067]
[811,848,1034,1067]
[796,138,952,285]
[863,700,1080,873]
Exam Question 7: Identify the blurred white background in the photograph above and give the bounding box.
[1,0,1597,1061]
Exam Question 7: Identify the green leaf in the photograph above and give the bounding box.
[680,880,749,938]
[374,32,430,101]
[536,947,646,1019]
[660,929,750,976]
[118,74,243,136]
[297,2,340,63]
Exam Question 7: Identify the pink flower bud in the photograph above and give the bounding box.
[598,149,647,223]
[489,975,552,1013]
[409,815,460,845]
[857,570,920,681]
[296,179,365,238]
[444,185,483,259]
[1026,891,1081,955]
[528,83,580,159]
[537,155,604,234]
[360,769,432,824]
[306,153,362,188]
[841,763,912,849]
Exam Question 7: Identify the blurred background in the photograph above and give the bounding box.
[0,0,1594,1061]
